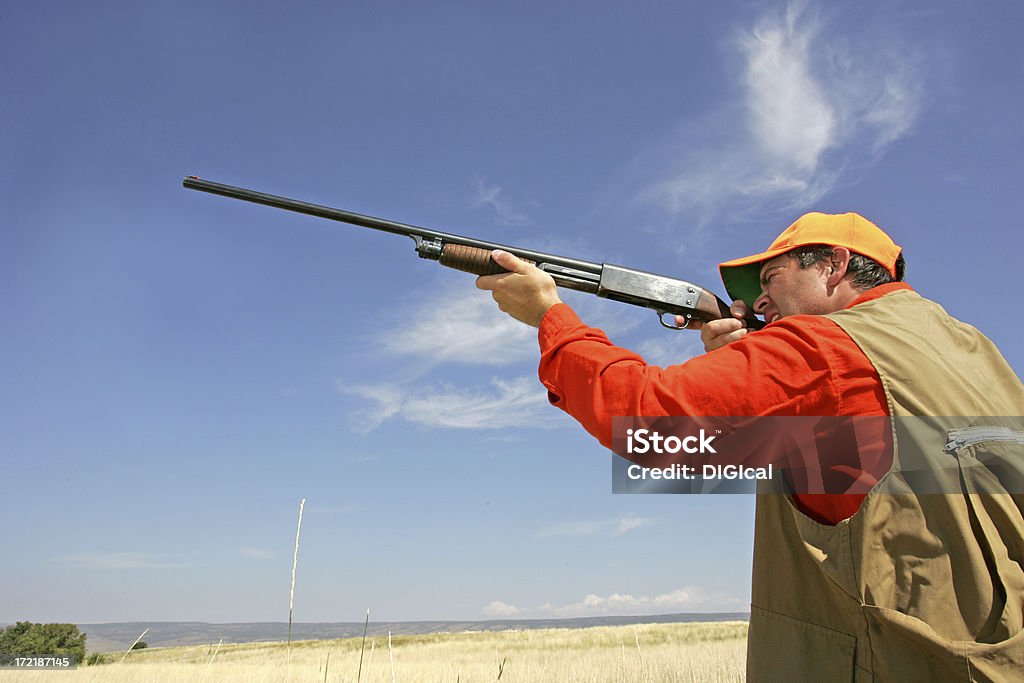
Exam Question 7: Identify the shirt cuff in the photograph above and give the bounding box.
[538,303,584,351]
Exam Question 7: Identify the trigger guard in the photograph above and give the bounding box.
[658,312,688,330]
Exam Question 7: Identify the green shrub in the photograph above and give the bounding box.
[86,652,110,666]
[0,622,87,665]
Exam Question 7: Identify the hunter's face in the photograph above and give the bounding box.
[753,254,834,322]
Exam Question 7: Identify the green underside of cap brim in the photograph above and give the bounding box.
[720,263,764,310]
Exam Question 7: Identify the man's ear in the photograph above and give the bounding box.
[826,247,852,288]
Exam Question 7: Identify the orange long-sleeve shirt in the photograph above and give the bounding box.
[537,282,911,524]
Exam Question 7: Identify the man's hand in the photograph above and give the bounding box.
[476,250,562,327]
[677,300,754,352]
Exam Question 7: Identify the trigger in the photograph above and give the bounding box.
[659,312,688,330]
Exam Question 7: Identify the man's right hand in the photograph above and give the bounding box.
[678,300,754,352]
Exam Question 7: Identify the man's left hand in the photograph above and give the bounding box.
[476,250,562,327]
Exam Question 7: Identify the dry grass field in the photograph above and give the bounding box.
[0,621,747,682]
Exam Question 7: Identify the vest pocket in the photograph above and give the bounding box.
[863,606,973,679]
[864,605,1024,681]
[748,605,856,682]
[964,627,1024,682]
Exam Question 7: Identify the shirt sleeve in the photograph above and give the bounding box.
[537,303,844,448]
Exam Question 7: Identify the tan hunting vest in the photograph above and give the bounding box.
[746,289,1024,681]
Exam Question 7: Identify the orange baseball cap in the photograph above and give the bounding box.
[719,212,902,308]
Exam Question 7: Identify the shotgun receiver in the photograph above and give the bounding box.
[182,176,763,331]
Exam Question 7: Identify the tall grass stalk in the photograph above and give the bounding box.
[632,625,648,683]
[203,637,223,680]
[388,630,396,683]
[119,627,149,664]
[357,608,369,682]
[287,497,306,679]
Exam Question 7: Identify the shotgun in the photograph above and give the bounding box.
[182,176,762,331]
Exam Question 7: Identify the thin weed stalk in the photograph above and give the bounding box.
[120,627,149,664]
[388,630,396,683]
[202,638,223,681]
[287,498,306,680]
[633,625,649,683]
[357,608,369,682]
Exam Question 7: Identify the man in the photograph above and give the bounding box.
[477,212,1024,681]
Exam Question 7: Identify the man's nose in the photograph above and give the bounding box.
[753,292,770,315]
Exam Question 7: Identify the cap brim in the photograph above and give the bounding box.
[718,246,795,309]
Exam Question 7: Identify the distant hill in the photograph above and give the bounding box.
[79,612,749,652]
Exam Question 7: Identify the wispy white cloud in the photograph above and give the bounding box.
[401,377,552,429]
[642,0,925,220]
[345,384,405,432]
[471,179,530,226]
[544,587,743,617]
[345,376,557,432]
[365,261,642,376]
[615,514,654,535]
[482,600,523,617]
[377,284,537,368]
[537,513,655,538]
[742,0,834,174]
[349,264,644,435]
[483,585,746,618]
[344,279,657,433]
[57,552,189,570]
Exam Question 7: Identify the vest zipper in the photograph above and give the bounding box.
[944,426,1024,453]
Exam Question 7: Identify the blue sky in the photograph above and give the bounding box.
[3,1,1022,624]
